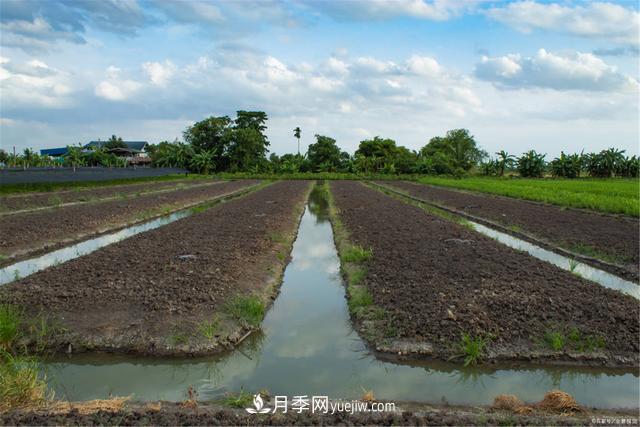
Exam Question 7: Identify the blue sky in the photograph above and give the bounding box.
[1,0,638,157]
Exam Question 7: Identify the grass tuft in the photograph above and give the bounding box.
[0,305,22,352]
[197,317,220,341]
[226,296,265,327]
[348,286,374,313]
[0,350,50,412]
[544,331,566,351]
[341,245,373,263]
[222,389,253,408]
[459,333,489,366]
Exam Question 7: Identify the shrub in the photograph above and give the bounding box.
[517,150,546,178]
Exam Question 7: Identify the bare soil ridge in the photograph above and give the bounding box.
[329,181,639,367]
[383,181,639,281]
[0,180,311,355]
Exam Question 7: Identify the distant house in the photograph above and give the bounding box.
[40,140,151,165]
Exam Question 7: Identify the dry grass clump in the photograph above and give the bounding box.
[537,390,581,414]
[0,352,49,413]
[492,390,581,415]
[48,396,130,415]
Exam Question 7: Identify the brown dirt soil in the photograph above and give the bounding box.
[330,181,639,367]
[2,399,635,426]
[384,181,639,280]
[0,178,217,214]
[0,181,311,355]
[0,180,256,263]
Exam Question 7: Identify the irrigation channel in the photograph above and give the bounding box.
[37,186,638,408]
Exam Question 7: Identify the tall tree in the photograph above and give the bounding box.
[495,150,516,176]
[420,129,485,175]
[307,135,342,172]
[183,116,232,170]
[294,127,301,155]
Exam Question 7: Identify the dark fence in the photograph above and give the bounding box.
[0,167,189,185]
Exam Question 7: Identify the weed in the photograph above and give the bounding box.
[13,270,21,281]
[507,224,522,233]
[569,243,627,265]
[342,245,373,263]
[347,286,373,313]
[276,250,287,261]
[458,333,489,366]
[223,388,253,408]
[226,295,265,327]
[567,328,605,352]
[0,351,50,412]
[197,317,220,341]
[544,330,566,351]
[568,259,579,273]
[0,305,22,351]
[347,268,366,286]
[269,232,287,244]
[169,331,189,346]
[28,314,64,352]
[48,195,63,206]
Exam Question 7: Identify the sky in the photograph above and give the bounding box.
[0,0,638,158]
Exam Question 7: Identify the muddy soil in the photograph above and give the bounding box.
[0,178,217,213]
[2,400,634,426]
[0,181,310,355]
[330,181,639,367]
[384,181,639,280]
[0,180,256,263]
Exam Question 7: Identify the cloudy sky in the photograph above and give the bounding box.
[0,0,638,157]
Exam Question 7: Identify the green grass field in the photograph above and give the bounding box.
[417,177,639,216]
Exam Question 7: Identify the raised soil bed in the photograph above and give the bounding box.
[0,180,256,264]
[0,181,311,355]
[329,181,638,367]
[383,181,639,281]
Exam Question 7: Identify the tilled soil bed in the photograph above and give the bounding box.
[330,181,639,367]
[0,178,214,213]
[2,399,630,426]
[0,181,310,355]
[383,181,639,280]
[0,180,254,264]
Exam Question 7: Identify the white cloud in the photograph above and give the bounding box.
[94,67,142,101]
[310,0,485,21]
[406,55,442,76]
[0,58,74,107]
[475,49,639,92]
[142,60,176,87]
[486,1,640,46]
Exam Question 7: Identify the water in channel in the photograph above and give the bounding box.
[42,187,639,408]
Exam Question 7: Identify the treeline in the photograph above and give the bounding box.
[2,110,638,178]
[481,149,639,178]
[149,111,638,178]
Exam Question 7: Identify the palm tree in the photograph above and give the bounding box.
[294,127,301,155]
[495,150,515,176]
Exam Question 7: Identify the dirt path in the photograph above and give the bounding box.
[383,181,639,280]
[0,181,310,355]
[2,399,635,426]
[0,180,257,263]
[330,181,638,367]
[0,178,217,214]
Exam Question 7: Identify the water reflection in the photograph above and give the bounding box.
[42,186,639,408]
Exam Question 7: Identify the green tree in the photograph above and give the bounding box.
[294,126,301,155]
[190,150,216,174]
[104,135,126,150]
[64,145,85,172]
[235,111,268,135]
[183,116,232,170]
[495,150,516,176]
[517,150,546,177]
[549,152,582,178]
[227,127,268,171]
[420,129,485,175]
[307,135,342,172]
